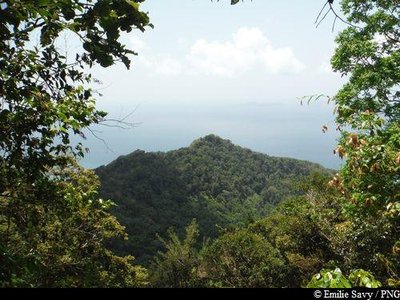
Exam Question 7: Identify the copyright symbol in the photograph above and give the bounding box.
[314,290,322,299]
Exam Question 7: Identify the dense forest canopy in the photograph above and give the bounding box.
[0,0,399,289]
[96,134,330,264]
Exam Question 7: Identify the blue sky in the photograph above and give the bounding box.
[79,0,348,169]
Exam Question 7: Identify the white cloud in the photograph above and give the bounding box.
[130,27,304,77]
[187,27,305,76]
[130,36,182,76]
[140,56,182,76]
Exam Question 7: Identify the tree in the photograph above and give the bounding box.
[330,0,399,218]
[199,227,288,288]
[0,0,152,287]
[311,0,400,287]
[0,162,149,287]
[0,0,151,186]
[150,220,202,288]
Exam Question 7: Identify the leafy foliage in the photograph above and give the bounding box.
[151,174,344,288]
[150,220,201,288]
[199,227,287,288]
[96,135,330,264]
[322,0,400,286]
[330,0,400,218]
[0,0,151,187]
[0,161,148,287]
[307,268,381,288]
[0,0,152,287]
[307,268,352,288]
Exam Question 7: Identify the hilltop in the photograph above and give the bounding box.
[96,135,331,264]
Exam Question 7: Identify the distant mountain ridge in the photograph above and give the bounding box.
[96,134,331,264]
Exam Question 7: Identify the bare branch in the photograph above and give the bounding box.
[316,7,331,28]
[332,15,338,32]
[328,2,360,29]
[315,1,329,25]
[86,127,114,153]
[98,104,143,129]
[315,0,360,30]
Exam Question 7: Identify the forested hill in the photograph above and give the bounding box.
[96,134,331,264]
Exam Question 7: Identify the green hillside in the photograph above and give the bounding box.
[96,135,331,264]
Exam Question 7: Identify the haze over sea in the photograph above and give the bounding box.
[79,99,341,170]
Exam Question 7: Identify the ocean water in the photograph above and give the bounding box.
[78,99,342,170]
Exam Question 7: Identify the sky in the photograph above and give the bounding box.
[78,0,348,170]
